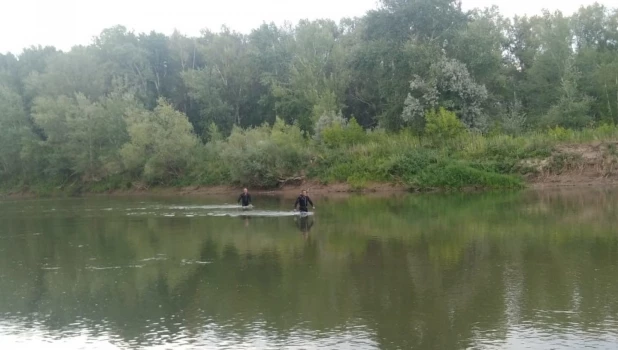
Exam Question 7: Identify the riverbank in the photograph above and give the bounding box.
[5,125,618,199]
[6,175,618,200]
[1,182,410,199]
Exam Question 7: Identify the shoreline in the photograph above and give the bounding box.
[1,182,411,199]
[4,179,618,199]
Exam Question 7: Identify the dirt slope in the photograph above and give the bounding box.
[529,141,618,188]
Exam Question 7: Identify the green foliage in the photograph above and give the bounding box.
[416,162,523,189]
[542,58,594,129]
[402,58,489,132]
[120,98,198,183]
[0,86,37,180]
[424,107,466,141]
[218,118,310,187]
[320,118,367,148]
[547,126,575,141]
[318,155,388,184]
[382,149,439,183]
[32,92,136,181]
[2,2,618,192]
[500,100,527,135]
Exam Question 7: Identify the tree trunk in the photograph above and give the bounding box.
[604,82,612,118]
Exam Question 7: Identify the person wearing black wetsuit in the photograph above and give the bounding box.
[238,188,252,207]
[294,190,314,212]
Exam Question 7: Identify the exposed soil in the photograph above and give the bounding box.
[528,141,618,189]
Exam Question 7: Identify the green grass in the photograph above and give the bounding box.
[415,162,524,189]
[4,123,618,194]
[307,123,618,190]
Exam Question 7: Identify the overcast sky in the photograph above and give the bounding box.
[0,0,615,54]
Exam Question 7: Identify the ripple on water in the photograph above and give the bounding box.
[41,267,61,271]
[181,259,213,265]
[206,210,313,218]
[168,205,242,210]
[86,265,145,271]
[140,256,167,262]
[470,322,618,350]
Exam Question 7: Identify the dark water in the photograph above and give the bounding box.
[1,189,618,349]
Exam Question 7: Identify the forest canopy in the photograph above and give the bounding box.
[1,0,617,190]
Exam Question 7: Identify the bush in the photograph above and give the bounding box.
[415,162,523,189]
[120,99,199,184]
[547,126,575,141]
[319,156,388,183]
[313,110,346,142]
[219,118,310,187]
[384,149,438,182]
[425,107,467,141]
[190,142,228,185]
[320,118,367,148]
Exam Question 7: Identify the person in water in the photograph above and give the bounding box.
[238,188,252,207]
[294,190,314,212]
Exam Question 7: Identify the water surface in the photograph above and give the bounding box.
[0,189,617,349]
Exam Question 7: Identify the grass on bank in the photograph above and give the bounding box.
[5,114,618,195]
[192,114,618,191]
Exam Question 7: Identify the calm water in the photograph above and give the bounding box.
[1,189,618,349]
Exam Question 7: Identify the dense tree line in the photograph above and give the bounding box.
[1,0,617,188]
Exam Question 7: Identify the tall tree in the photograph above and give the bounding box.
[121,98,199,183]
[183,27,255,136]
[0,86,38,180]
[31,92,138,181]
[270,19,349,132]
[348,0,468,130]
[520,11,573,122]
[26,46,106,100]
[95,26,156,107]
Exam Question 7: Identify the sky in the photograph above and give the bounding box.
[0,0,615,54]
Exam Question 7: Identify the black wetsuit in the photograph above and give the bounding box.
[294,195,313,212]
[238,193,252,207]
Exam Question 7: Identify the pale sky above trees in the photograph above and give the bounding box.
[1,0,614,54]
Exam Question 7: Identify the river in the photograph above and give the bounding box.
[0,189,617,349]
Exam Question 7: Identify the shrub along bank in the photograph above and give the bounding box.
[11,110,618,196]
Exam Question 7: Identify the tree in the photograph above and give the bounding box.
[269,20,348,133]
[543,58,593,129]
[572,3,614,51]
[183,27,255,136]
[25,46,106,101]
[95,26,157,107]
[247,23,294,127]
[519,11,573,121]
[121,98,199,183]
[0,54,21,92]
[0,86,38,180]
[572,5,618,122]
[402,57,488,132]
[14,46,59,110]
[424,107,466,140]
[1,2,618,189]
[450,6,511,114]
[347,0,469,130]
[32,92,138,181]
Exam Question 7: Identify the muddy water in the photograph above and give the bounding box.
[0,189,617,349]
